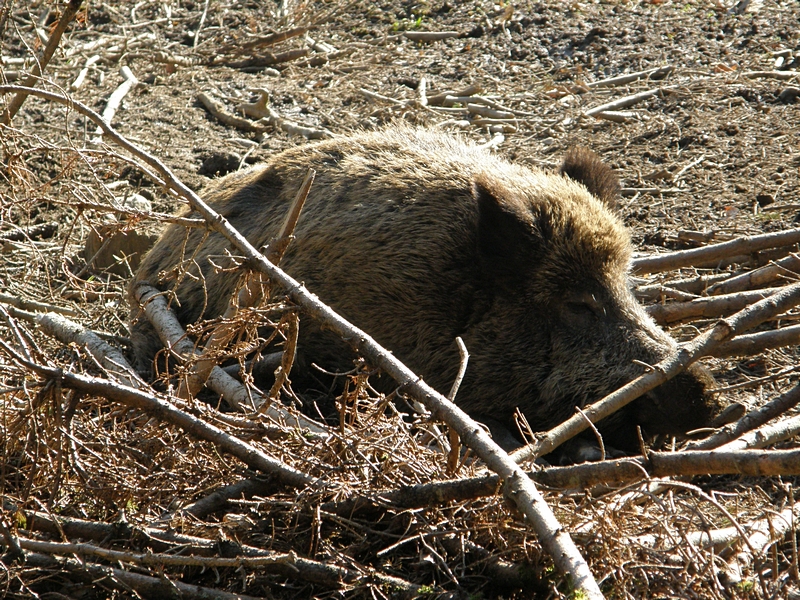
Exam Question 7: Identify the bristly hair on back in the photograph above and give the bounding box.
[559,147,621,210]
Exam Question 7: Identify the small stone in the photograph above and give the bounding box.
[116,193,152,213]
[756,193,775,207]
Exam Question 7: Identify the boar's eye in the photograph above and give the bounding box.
[563,293,605,324]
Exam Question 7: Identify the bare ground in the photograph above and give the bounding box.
[1,0,800,598]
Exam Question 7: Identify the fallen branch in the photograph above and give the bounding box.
[136,283,265,407]
[19,529,426,595]
[20,537,286,568]
[646,287,779,324]
[707,253,800,295]
[225,27,308,53]
[718,412,800,452]
[71,54,100,90]
[197,91,267,133]
[0,221,58,242]
[324,446,800,514]
[0,292,77,317]
[688,381,800,451]
[534,448,800,489]
[92,66,139,142]
[0,85,602,598]
[710,324,800,357]
[631,502,800,568]
[403,30,460,42]
[466,103,515,119]
[743,70,799,80]
[591,110,640,123]
[585,88,663,116]
[23,552,266,600]
[179,477,278,518]
[632,228,800,274]
[620,186,683,196]
[634,273,731,301]
[237,89,333,139]
[426,83,482,105]
[153,51,205,67]
[4,306,143,388]
[220,48,310,69]
[586,66,673,88]
[511,280,800,464]
[359,87,408,106]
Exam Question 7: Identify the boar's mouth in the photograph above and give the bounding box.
[630,363,725,438]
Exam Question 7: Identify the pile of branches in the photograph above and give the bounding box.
[3,2,800,599]
[2,84,800,599]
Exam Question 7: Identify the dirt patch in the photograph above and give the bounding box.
[2,0,800,598]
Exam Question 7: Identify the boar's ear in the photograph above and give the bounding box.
[473,178,540,281]
[560,147,620,210]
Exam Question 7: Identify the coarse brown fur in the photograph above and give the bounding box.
[129,127,727,455]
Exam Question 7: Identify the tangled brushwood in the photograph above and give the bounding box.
[2,1,800,599]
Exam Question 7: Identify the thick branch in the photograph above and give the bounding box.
[707,253,800,295]
[646,287,779,324]
[23,552,265,600]
[632,228,800,274]
[5,306,143,388]
[710,324,800,358]
[323,447,800,514]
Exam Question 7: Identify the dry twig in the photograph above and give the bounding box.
[179,169,314,399]
[0,343,318,489]
[237,89,333,139]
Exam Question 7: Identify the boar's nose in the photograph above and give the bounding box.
[636,363,730,437]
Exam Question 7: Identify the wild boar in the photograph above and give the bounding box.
[129,127,728,455]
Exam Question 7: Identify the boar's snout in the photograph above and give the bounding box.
[633,363,722,439]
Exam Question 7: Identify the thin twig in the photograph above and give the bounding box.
[0,341,318,489]
[585,88,663,117]
[586,66,673,88]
